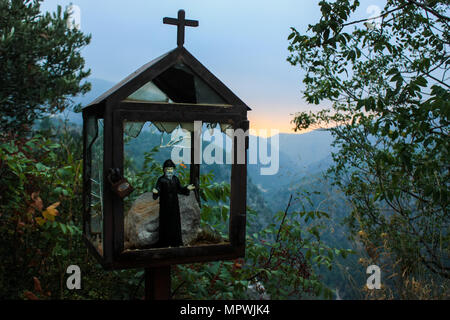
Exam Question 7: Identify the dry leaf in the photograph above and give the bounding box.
[35,217,45,226]
[42,202,60,221]
[46,201,60,212]
[33,277,43,293]
[24,291,39,300]
[31,192,43,211]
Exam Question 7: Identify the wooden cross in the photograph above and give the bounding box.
[163,9,199,47]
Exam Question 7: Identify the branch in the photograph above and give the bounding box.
[171,280,187,298]
[422,69,450,89]
[131,273,145,300]
[420,256,450,278]
[406,0,450,23]
[398,51,450,89]
[274,194,293,245]
[247,194,293,282]
[342,3,409,28]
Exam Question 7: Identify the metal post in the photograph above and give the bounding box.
[144,266,171,300]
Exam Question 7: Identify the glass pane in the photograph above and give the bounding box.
[87,118,104,256]
[147,63,228,105]
[124,121,145,138]
[127,81,169,102]
[200,122,231,241]
[194,74,227,105]
[84,115,95,238]
[122,121,230,251]
[86,115,97,148]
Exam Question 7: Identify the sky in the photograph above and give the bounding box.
[41,0,382,134]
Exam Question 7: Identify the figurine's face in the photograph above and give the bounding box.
[164,167,175,179]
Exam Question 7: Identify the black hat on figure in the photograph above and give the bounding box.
[163,159,176,169]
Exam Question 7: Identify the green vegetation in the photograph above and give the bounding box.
[0,0,90,133]
[3,0,448,300]
[0,119,346,299]
[288,0,449,298]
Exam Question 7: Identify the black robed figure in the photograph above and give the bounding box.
[152,159,195,247]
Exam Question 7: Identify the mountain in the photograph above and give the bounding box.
[247,130,335,212]
[64,78,116,124]
[277,131,335,166]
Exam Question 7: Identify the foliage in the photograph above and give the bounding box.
[0,0,91,134]
[287,0,450,295]
[0,120,164,300]
[0,0,350,296]
[123,141,347,299]
[0,118,350,299]
[171,193,351,300]
[0,122,83,299]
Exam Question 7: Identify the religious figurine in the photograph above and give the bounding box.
[152,159,196,247]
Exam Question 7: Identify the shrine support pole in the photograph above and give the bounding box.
[144,266,171,300]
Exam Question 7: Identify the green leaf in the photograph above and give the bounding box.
[306,249,312,260]
[35,162,48,172]
[386,67,398,76]
[60,223,67,234]
[415,76,428,87]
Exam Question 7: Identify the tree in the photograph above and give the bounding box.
[0,0,91,134]
[287,0,449,290]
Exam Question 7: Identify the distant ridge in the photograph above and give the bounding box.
[63,77,117,124]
